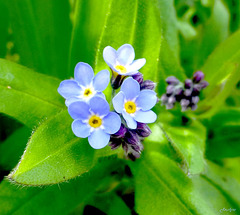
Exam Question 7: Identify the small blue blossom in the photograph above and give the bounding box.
[112,77,157,129]
[103,44,146,76]
[58,62,110,106]
[68,97,121,149]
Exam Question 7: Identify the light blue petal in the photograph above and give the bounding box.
[95,92,106,100]
[129,58,146,71]
[65,97,82,107]
[117,44,135,65]
[74,62,94,87]
[88,129,110,149]
[134,110,157,124]
[93,69,110,91]
[136,90,157,111]
[103,112,121,134]
[68,101,90,120]
[112,91,125,113]
[72,119,90,138]
[58,80,81,99]
[103,46,117,67]
[89,96,109,116]
[121,77,140,100]
[122,111,137,129]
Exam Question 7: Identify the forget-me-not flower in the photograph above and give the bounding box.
[58,62,110,106]
[103,44,146,76]
[68,97,121,149]
[112,77,157,129]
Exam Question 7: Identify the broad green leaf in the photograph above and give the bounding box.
[0,59,64,127]
[94,0,185,94]
[0,160,122,215]
[159,112,206,175]
[130,151,239,215]
[8,111,120,185]
[7,0,72,79]
[0,126,31,170]
[68,0,109,74]
[206,108,240,159]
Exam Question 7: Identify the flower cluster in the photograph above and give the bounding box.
[58,44,157,159]
[161,71,208,111]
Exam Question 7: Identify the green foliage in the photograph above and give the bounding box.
[0,0,240,214]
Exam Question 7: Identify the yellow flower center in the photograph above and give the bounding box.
[115,65,127,74]
[83,88,93,97]
[124,101,137,114]
[88,115,102,128]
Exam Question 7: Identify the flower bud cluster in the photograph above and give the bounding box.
[161,71,208,111]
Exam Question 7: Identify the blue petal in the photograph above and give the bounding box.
[72,119,90,138]
[129,58,146,71]
[89,96,109,116]
[136,90,157,111]
[58,80,81,99]
[121,77,140,100]
[93,69,110,91]
[95,92,106,100]
[68,101,90,120]
[65,97,82,107]
[74,62,94,87]
[103,46,117,67]
[134,110,157,123]
[122,111,137,129]
[117,44,135,65]
[103,112,121,134]
[112,91,125,113]
[88,129,110,149]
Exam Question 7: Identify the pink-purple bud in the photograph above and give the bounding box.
[166,76,179,85]
[136,123,152,137]
[140,80,156,90]
[193,71,204,83]
[132,72,143,84]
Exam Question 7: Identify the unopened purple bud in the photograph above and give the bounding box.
[199,80,209,89]
[136,123,152,137]
[113,123,127,138]
[191,104,198,111]
[166,76,179,85]
[168,96,176,104]
[166,85,175,95]
[175,88,183,96]
[185,79,193,89]
[192,96,199,104]
[125,130,140,145]
[193,84,202,92]
[166,103,174,109]
[109,138,122,150]
[193,71,204,83]
[180,99,190,107]
[184,89,192,97]
[161,94,168,104]
[132,72,143,84]
[140,80,156,90]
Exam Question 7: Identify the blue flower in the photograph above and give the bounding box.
[112,77,157,129]
[58,62,110,106]
[103,44,146,76]
[68,97,121,149]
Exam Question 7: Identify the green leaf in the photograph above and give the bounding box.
[159,112,206,174]
[130,150,239,215]
[8,111,120,185]
[7,0,72,79]
[0,160,122,215]
[68,0,110,74]
[93,0,185,94]
[0,59,64,127]
[206,108,240,159]
[0,126,31,170]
